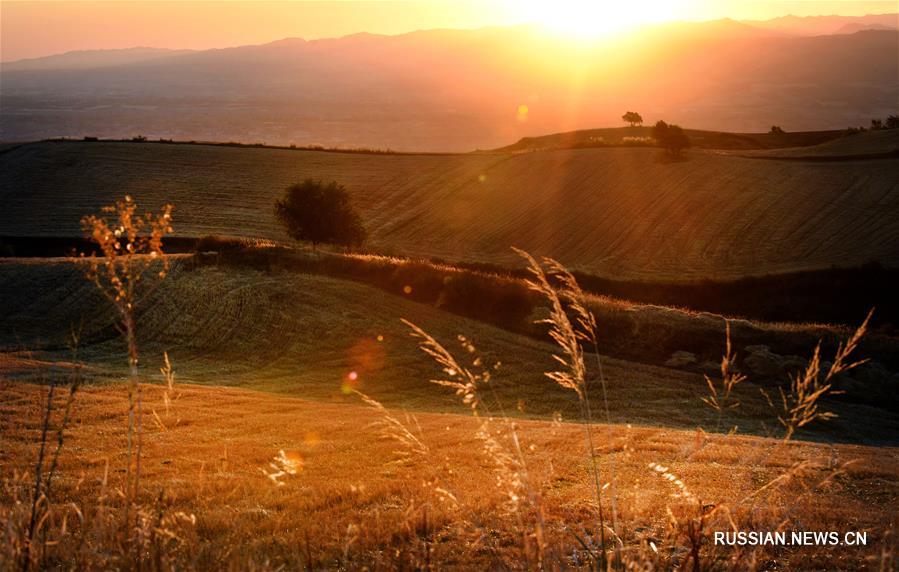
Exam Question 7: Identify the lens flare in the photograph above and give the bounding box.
[516,104,529,123]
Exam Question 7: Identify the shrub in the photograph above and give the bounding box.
[652,120,691,157]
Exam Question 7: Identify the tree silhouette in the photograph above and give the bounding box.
[652,120,691,158]
[274,179,366,249]
[622,111,644,127]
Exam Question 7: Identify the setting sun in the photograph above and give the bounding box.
[521,0,681,38]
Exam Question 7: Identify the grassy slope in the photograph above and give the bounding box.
[744,128,899,158]
[2,258,896,443]
[2,381,897,568]
[2,139,898,281]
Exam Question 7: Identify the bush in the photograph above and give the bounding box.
[652,120,691,157]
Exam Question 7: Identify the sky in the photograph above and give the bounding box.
[1,0,896,62]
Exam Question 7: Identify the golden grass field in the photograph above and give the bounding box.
[2,132,898,280]
[2,132,898,570]
[2,249,898,568]
[3,380,898,570]
[0,382,899,570]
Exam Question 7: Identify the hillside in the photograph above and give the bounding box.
[742,128,899,158]
[498,126,848,152]
[0,257,751,429]
[3,257,897,443]
[2,139,898,281]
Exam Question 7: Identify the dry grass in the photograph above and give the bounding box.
[2,198,897,569]
[1,381,897,569]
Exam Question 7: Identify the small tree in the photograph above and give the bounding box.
[770,125,785,135]
[274,179,366,249]
[870,118,884,130]
[652,120,691,158]
[622,111,643,127]
[885,115,899,129]
[80,196,173,533]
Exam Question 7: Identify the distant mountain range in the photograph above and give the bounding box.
[0,47,196,72]
[1,14,896,151]
[745,12,897,36]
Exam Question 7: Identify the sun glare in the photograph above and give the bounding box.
[520,0,681,38]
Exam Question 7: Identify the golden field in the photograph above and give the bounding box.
[1,247,898,570]
[2,381,897,569]
[2,130,898,570]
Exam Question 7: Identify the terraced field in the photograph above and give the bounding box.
[2,137,898,280]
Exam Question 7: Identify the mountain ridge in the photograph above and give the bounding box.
[2,21,896,151]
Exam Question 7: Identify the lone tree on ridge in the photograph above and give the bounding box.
[622,111,644,127]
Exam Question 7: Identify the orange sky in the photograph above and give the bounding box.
[1,0,896,62]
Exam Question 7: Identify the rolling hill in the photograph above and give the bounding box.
[742,128,899,158]
[2,11,898,569]
[496,126,850,152]
[3,256,897,443]
[2,136,898,281]
[0,257,752,429]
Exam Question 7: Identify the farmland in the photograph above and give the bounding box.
[2,133,899,281]
[3,3,898,567]
[2,130,898,570]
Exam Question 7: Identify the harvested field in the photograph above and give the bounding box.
[2,139,898,280]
